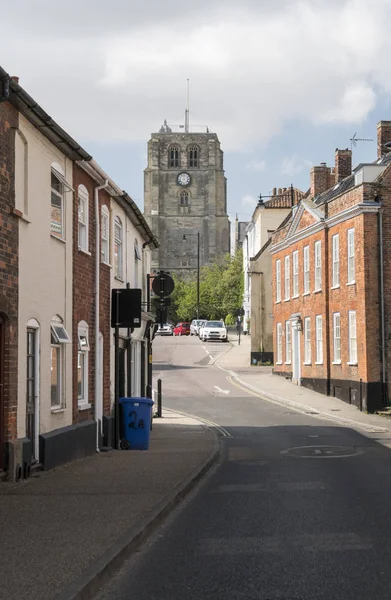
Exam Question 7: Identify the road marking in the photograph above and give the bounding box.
[213,481,326,492]
[164,408,232,437]
[214,386,230,395]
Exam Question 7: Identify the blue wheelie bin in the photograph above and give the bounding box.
[119,397,154,450]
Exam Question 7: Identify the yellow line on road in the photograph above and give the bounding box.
[164,408,232,438]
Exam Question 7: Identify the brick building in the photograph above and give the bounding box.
[0,85,18,475]
[270,128,391,413]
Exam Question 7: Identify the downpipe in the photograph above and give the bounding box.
[379,208,387,405]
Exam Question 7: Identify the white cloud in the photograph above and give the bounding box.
[246,159,266,172]
[241,195,257,207]
[1,0,391,150]
[281,154,312,177]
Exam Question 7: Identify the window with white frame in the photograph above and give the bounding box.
[284,255,290,300]
[303,245,310,294]
[315,315,323,363]
[332,234,339,287]
[114,216,123,279]
[101,206,110,264]
[50,317,71,408]
[285,321,292,363]
[77,321,90,408]
[347,228,355,284]
[276,259,281,303]
[314,241,322,291]
[78,184,89,252]
[304,317,311,364]
[292,251,299,297]
[348,310,357,364]
[276,323,282,364]
[333,312,341,363]
[51,170,64,239]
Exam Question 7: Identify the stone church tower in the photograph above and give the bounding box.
[143,119,230,276]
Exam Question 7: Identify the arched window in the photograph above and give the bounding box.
[77,321,90,409]
[78,184,89,252]
[169,145,180,168]
[114,216,123,279]
[179,191,190,214]
[101,205,110,264]
[188,145,199,168]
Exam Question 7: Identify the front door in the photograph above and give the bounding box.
[26,328,38,461]
[292,322,301,385]
[0,317,5,470]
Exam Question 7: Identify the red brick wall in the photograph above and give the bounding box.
[0,102,19,468]
[72,165,111,423]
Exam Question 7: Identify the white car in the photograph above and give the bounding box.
[156,324,174,336]
[200,320,228,342]
[190,319,204,336]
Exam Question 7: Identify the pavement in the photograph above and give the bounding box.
[0,410,219,600]
[216,333,391,436]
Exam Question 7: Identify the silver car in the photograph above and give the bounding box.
[190,319,204,336]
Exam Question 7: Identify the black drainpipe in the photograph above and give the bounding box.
[0,76,10,103]
[324,201,331,397]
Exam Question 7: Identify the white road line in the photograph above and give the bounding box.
[164,408,231,437]
[214,386,230,395]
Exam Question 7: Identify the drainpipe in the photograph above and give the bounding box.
[95,179,109,450]
[379,207,387,404]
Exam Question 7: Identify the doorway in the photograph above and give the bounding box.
[26,325,40,461]
[292,322,301,386]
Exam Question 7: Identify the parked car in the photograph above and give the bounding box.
[156,324,174,336]
[200,320,228,342]
[173,322,191,336]
[198,320,207,338]
[190,319,204,336]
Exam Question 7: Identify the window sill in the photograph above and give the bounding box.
[302,292,311,297]
[10,207,31,223]
[115,276,125,283]
[78,402,92,411]
[51,233,66,244]
[313,289,322,294]
[332,361,342,365]
[347,362,358,366]
[275,300,281,305]
[285,361,292,365]
[51,407,66,414]
[292,294,300,299]
[78,248,91,256]
[346,281,356,287]
[101,261,111,268]
[303,362,311,366]
[284,298,290,302]
[276,362,283,365]
[315,361,324,365]
[331,285,340,290]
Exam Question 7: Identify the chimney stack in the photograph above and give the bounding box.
[377,121,391,158]
[310,164,332,198]
[272,187,276,196]
[278,188,282,195]
[335,148,352,182]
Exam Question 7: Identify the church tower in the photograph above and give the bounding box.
[143,118,230,276]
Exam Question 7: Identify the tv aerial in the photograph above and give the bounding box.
[350,132,374,151]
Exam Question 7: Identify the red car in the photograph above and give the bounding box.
[173,322,191,336]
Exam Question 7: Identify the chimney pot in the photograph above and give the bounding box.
[11,76,19,84]
[272,187,276,196]
[278,188,282,195]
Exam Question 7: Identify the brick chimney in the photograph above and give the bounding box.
[272,187,276,196]
[335,148,352,182]
[310,163,332,198]
[377,121,391,158]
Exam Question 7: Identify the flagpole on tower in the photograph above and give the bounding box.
[185,78,190,133]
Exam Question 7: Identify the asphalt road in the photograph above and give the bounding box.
[95,336,391,600]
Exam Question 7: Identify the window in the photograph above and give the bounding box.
[188,145,199,168]
[314,240,322,291]
[285,321,292,364]
[332,234,339,287]
[349,310,357,364]
[304,317,311,364]
[51,170,64,239]
[347,228,355,284]
[78,321,90,409]
[276,323,282,364]
[292,251,299,297]
[180,191,190,213]
[276,259,281,303]
[303,245,310,294]
[284,255,290,300]
[78,184,89,252]
[169,145,180,168]
[50,317,71,409]
[114,216,123,279]
[315,315,323,364]
[333,312,341,363]
[101,206,110,264]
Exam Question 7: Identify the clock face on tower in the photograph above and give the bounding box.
[177,172,191,186]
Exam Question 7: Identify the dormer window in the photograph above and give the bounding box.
[169,145,180,168]
[188,145,199,168]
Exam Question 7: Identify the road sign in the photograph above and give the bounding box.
[152,271,175,298]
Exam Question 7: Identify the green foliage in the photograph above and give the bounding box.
[170,250,244,322]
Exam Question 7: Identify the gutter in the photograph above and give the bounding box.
[0,73,10,103]
[95,179,109,450]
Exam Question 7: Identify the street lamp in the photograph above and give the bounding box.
[182,232,200,319]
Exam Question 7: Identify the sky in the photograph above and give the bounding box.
[2,0,391,225]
